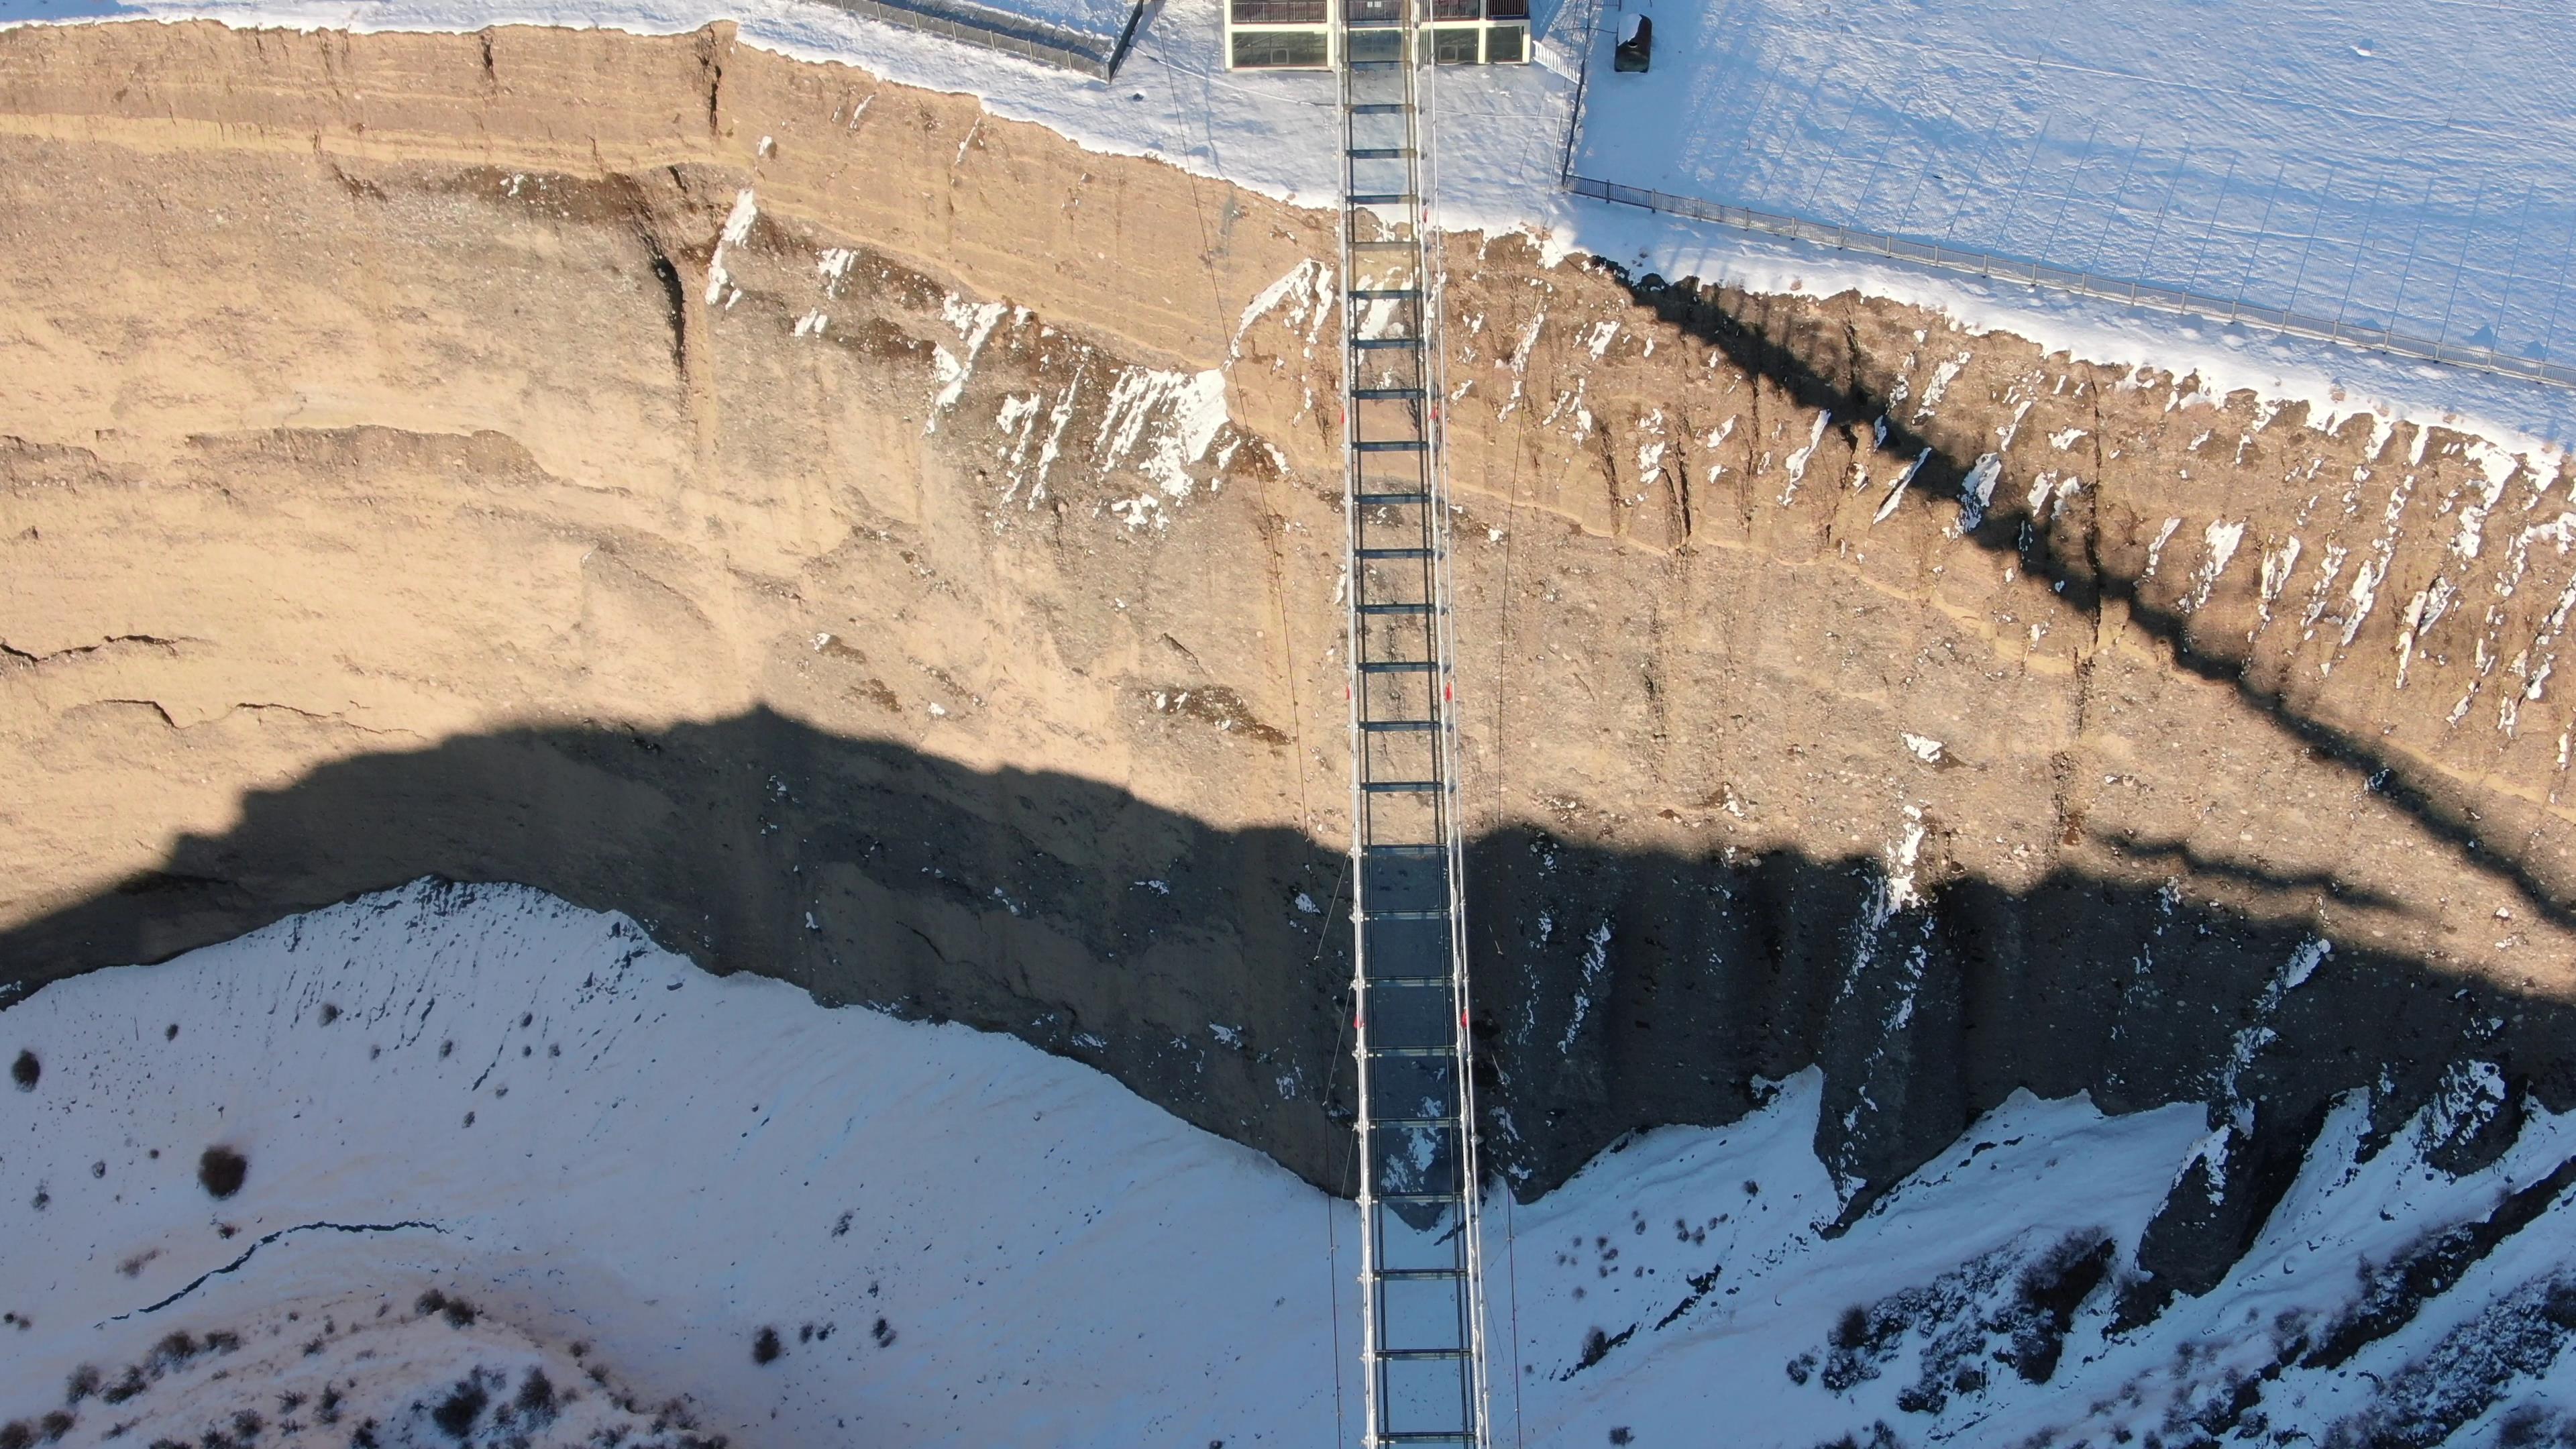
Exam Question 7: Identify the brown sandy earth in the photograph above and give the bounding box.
[3,19,2573,1301]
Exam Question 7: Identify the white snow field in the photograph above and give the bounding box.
[5,0,2576,450]
[6,882,2576,1446]
[1570,0,2576,368]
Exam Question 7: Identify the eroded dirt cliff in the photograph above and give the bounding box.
[4,19,2573,1309]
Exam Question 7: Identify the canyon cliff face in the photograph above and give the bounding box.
[3,19,2572,1311]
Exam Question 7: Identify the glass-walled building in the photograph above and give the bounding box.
[1224,0,1530,69]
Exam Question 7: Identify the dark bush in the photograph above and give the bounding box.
[441,1297,473,1328]
[0,1421,30,1449]
[413,1290,478,1328]
[198,1146,248,1199]
[65,1365,100,1405]
[751,1327,783,1364]
[1831,1307,1869,1350]
[99,1367,147,1405]
[515,1368,557,1423]
[36,1411,70,1442]
[430,1379,486,1438]
[10,1051,36,1090]
[317,1004,339,1025]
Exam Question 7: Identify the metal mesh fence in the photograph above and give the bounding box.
[806,0,1144,77]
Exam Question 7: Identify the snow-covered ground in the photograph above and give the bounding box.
[0,883,1348,1446]
[1573,0,2576,366]
[5,0,2576,451]
[5,883,2574,1446]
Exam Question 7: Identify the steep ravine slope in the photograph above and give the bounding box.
[3,18,2574,1327]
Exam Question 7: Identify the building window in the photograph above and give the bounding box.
[1429,25,1480,62]
[1348,27,1405,61]
[1346,0,1407,23]
[1482,23,1525,60]
[1231,28,1330,66]
[1485,0,1527,17]
[1429,0,1480,19]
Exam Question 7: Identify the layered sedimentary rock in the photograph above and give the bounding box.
[4,19,2572,1308]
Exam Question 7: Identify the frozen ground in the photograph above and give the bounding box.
[5,882,2576,1446]
[1571,0,2576,367]
[5,0,2576,450]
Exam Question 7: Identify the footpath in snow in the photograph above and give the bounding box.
[5,883,2575,1446]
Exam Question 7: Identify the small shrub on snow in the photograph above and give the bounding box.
[514,1367,559,1425]
[429,1377,486,1438]
[414,1290,478,1329]
[197,1146,248,1199]
[97,1367,148,1405]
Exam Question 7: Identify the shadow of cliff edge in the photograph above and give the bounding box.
[3,710,2571,1316]
[1613,266,2576,945]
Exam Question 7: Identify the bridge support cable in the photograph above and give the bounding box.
[1335,13,1493,1448]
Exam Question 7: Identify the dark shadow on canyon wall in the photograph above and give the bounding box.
[2,710,2571,1311]
[1613,267,2576,938]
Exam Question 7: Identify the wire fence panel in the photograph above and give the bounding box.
[804,0,1144,76]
